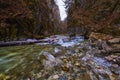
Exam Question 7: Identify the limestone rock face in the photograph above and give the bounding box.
[0,0,31,20]
[0,0,32,41]
[33,0,61,36]
[0,0,61,41]
[50,0,61,33]
[66,0,120,37]
[67,26,87,37]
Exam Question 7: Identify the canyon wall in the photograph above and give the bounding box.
[0,0,61,41]
[65,0,120,37]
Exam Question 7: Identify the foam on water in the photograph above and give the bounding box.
[37,35,84,47]
[93,57,112,67]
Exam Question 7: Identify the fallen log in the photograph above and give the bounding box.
[0,40,49,47]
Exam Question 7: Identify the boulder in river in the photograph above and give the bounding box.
[42,52,63,69]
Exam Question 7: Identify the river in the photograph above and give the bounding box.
[0,35,120,80]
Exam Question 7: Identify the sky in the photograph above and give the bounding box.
[55,0,67,21]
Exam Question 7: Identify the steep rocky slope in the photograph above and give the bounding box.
[0,0,61,41]
[0,0,32,41]
[65,0,120,37]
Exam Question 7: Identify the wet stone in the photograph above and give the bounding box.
[61,66,69,72]
[108,38,120,44]
[53,75,59,79]
[59,75,68,80]
[75,49,79,53]
[54,47,61,53]
[1,36,120,80]
[110,64,120,74]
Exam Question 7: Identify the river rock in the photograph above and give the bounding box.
[54,47,61,53]
[108,38,120,44]
[75,49,79,53]
[111,44,120,49]
[105,55,118,61]
[43,52,56,62]
[53,75,59,79]
[89,32,113,41]
[110,64,120,74]
[116,56,120,65]
[42,52,63,69]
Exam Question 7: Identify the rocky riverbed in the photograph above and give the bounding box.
[0,35,120,80]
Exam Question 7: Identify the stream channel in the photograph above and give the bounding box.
[0,35,120,80]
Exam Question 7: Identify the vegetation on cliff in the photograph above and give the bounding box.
[0,0,61,41]
[65,0,120,37]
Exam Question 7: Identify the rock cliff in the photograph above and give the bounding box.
[0,0,61,41]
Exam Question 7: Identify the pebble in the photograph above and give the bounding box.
[112,64,119,68]
[53,75,59,79]
[75,49,79,53]
[75,62,80,66]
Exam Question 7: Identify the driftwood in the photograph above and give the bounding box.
[0,40,49,47]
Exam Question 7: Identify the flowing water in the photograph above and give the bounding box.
[0,45,55,79]
[0,35,120,80]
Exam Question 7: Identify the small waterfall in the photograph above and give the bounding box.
[55,0,67,21]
